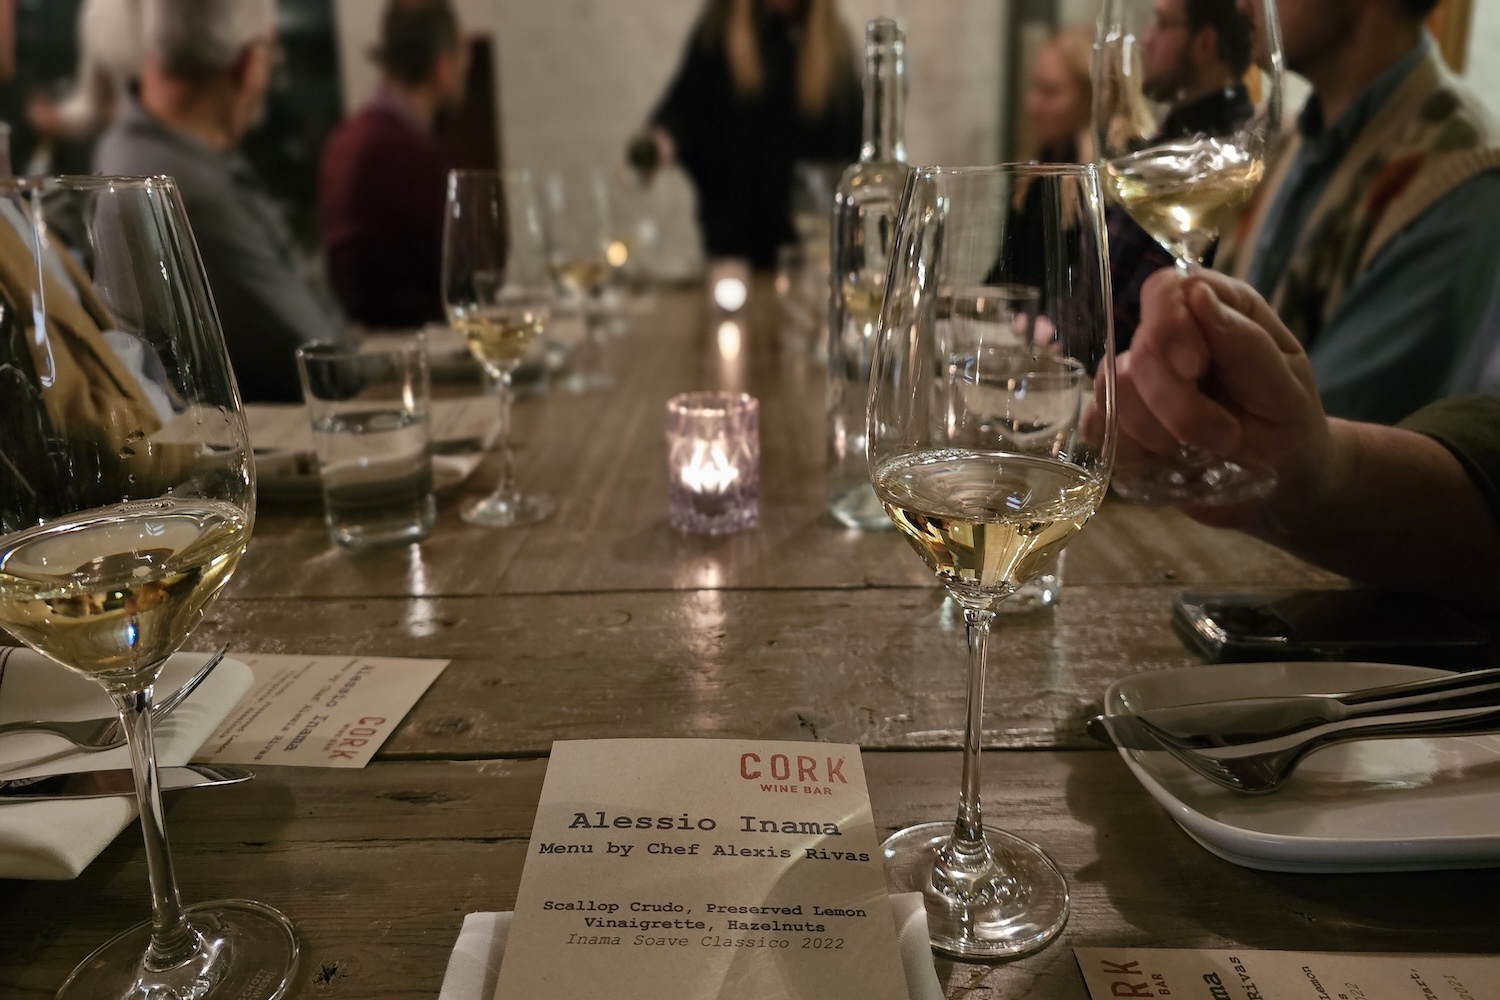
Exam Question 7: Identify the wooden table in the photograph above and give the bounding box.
[2,287,1496,998]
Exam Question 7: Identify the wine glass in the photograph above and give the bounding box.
[1094,0,1282,505]
[0,176,296,997]
[541,167,614,393]
[443,170,558,528]
[868,164,1116,958]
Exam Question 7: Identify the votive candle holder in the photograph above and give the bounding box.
[665,391,759,535]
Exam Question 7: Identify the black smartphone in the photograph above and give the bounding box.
[1171,589,1493,667]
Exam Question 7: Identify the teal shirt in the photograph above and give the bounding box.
[1246,37,1500,424]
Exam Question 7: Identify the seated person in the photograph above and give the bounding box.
[95,0,341,403]
[1113,267,1500,604]
[1215,0,1500,424]
[319,0,465,329]
[1108,0,1253,349]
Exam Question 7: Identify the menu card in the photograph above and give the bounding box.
[192,654,447,768]
[1077,947,1498,1000]
[493,739,911,1000]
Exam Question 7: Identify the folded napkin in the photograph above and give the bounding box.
[0,647,253,880]
[249,397,498,501]
[439,893,944,1000]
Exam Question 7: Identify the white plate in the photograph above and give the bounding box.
[1105,662,1500,873]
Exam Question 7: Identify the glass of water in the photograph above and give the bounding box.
[296,340,437,549]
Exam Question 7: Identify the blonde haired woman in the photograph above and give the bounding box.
[641,0,861,268]
[1021,24,1095,166]
[1004,26,1098,306]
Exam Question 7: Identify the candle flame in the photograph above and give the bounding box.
[681,439,740,494]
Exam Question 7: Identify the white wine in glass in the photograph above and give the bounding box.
[0,502,248,686]
[443,169,557,528]
[1094,0,1283,504]
[868,164,1116,959]
[1104,138,1264,265]
[452,302,550,370]
[542,167,615,393]
[0,176,296,1000]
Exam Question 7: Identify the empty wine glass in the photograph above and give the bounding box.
[869,164,1116,958]
[1094,0,1282,505]
[542,167,614,393]
[443,169,557,527]
[0,176,296,998]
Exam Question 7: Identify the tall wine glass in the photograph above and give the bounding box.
[1094,0,1282,504]
[542,167,614,393]
[868,164,1116,958]
[0,176,296,998]
[443,169,557,527]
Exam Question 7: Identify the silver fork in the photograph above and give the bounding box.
[0,645,231,752]
[1114,703,1500,794]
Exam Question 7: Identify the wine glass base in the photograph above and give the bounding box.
[56,899,298,1000]
[882,822,1069,960]
[1110,456,1277,506]
[462,491,556,527]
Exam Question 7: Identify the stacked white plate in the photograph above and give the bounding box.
[1104,661,1500,873]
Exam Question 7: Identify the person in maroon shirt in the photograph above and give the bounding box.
[318,0,466,329]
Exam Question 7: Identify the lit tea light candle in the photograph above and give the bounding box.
[680,439,740,495]
[666,391,759,535]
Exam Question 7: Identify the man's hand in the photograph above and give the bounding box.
[1113,269,1340,531]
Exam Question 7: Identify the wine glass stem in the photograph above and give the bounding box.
[1171,254,1212,464]
[112,684,199,972]
[493,367,516,501]
[953,607,995,850]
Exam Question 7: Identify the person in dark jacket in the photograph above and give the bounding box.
[639,0,861,269]
[319,0,466,329]
[95,0,341,403]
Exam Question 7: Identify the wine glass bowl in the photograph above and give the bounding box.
[868,164,1115,958]
[1093,0,1283,505]
[1093,0,1282,267]
[541,168,617,393]
[443,169,558,528]
[0,175,296,999]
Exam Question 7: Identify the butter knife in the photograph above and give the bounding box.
[1090,666,1500,751]
[0,764,253,802]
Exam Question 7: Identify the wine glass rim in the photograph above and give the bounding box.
[911,163,1099,180]
[0,173,182,195]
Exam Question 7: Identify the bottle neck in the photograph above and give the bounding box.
[862,38,905,163]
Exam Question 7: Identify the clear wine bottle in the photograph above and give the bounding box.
[827,17,909,529]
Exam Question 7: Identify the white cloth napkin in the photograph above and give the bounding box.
[0,647,254,880]
[439,893,945,1000]
[250,396,496,502]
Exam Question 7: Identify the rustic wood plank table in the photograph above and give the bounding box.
[2,287,1495,998]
